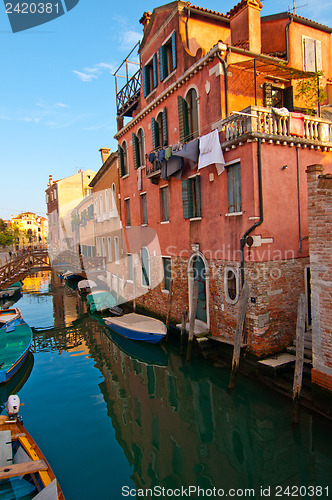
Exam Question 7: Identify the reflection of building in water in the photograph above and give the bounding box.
[84,326,325,492]
[50,269,86,328]
[22,271,51,293]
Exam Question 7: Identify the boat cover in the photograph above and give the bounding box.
[87,291,117,313]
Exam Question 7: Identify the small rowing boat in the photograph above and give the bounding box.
[0,319,32,384]
[0,309,23,328]
[104,313,167,344]
[0,395,65,499]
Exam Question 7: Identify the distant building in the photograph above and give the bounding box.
[45,169,96,271]
[11,212,48,249]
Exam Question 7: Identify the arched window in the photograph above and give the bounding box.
[186,88,199,140]
[105,190,109,212]
[119,140,128,176]
[140,247,150,287]
[112,184,116,210]
[224,267,240,304]
[137,128,145,166]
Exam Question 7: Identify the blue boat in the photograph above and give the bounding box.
[104,313,167,344]
[0,319,32,384]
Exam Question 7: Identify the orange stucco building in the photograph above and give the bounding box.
[113,0,332,363]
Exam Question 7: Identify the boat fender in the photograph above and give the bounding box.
[6,395,20,419]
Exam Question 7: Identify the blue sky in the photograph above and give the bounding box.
[0,0,331,220]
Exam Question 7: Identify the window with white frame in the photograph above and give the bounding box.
[114,236,120,264]
[107,237,112,262]
[224,267,240,304]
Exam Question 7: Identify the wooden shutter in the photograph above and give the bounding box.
[132,133,140,169]
[315,40,322,71]
[118,145,125,177]
[152,117,159,149]
[171,31,177,70]
[182,179,193,219]
[162,107,168,146]
[143,65,150,97]
[153,53,158,88]
[283,86,294,112]
[194,176,201,217]
[159,45,167,81]
[234,163,242,212]
[177,95,189,143]
[263,83,273,107]
[303,37,316,72]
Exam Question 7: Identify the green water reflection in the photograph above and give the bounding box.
[0,271,331,500]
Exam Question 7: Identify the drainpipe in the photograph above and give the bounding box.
[240,138,263,286]
[217,48,231,118]
[185,7,190,50]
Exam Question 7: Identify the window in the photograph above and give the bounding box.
[114,236,120,264]
[99,194,103,214]
[107,237,112,262]
[303,36,322,72]
[182,176,201,219]
[105,190,109,212]
[142,53,158,97]
[132,128,146,169]
[263,83,294,111]
[118,141,128,177]
[159,31,176,81]
[112,184,116,209]
[127,253,133,281]
[163,257,171,291]
[96,238,101,257]
[141,193,148,225]
[125,198,131,227]
[224,267,239,304]
[227,162,242,213]
[178,89,199,143]
[161,186,169,222]
[94,198,99,217]
[152,108,168,148]
[141,247,150,287]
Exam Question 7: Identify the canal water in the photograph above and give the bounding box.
[1,271,332,500]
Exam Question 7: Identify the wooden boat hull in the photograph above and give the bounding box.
[0,320,32,384]
[0,308,23,328]
[0,415,64,499]
[104,313,167,344]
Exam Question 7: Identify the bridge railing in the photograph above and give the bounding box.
[0,249,50,289]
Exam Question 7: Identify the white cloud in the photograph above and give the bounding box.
[73,70,98,82]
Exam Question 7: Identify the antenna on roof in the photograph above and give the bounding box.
[289,0,308,13]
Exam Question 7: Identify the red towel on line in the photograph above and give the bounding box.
[289,112,304,137]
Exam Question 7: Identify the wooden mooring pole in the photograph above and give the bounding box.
[186,281,198,363]
[133,268,136,312]
[228,281,249,391]
[166,279,173,327]
[291,293,306,425]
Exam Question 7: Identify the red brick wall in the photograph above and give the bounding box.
[306,164,332,393]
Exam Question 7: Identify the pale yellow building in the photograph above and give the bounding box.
[11,212,48,250]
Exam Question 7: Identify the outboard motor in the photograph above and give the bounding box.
[6,395,20,419]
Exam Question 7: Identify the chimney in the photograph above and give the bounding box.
[48,174,53,187]
[139,11,152,33]
[99,148,111,164]
[229,0,262,53]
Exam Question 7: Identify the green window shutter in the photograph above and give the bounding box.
[283,86,294,112]
[227,168,235,213]
[118,145,125,177]
[182,179,193,219]
[159,45,167,81]
[152,117,159,149]
[195,176,201,217]
[132,133,140,169]
[172,31,177,70]
[162,107,168,146]
[143,65,150,97]
[153,53,158,88]
[177,95,189,143]
[263,83,273,107]
[234,164,242,212]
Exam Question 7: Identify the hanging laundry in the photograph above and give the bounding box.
[198,129,225,175]
[137,166,143,191]
[289,112,305,137]
[172,142,182,153]
[166,156,184,179]
[165,146,173,161]
[148,151,155,165]
[173,138,199,163]
[158,148,166,162]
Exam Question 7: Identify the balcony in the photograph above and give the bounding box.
[114,42,141,118]
[146,158,163,182]
[220,106,332,150]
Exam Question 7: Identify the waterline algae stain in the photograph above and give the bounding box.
[1,271,331,500]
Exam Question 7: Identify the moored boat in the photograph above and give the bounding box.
[0,395,65,499]
[0,309,23,328]
[104,312,167,344]
[86,290,117,313]
[0,282,23,300]
[0,319,32,384]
